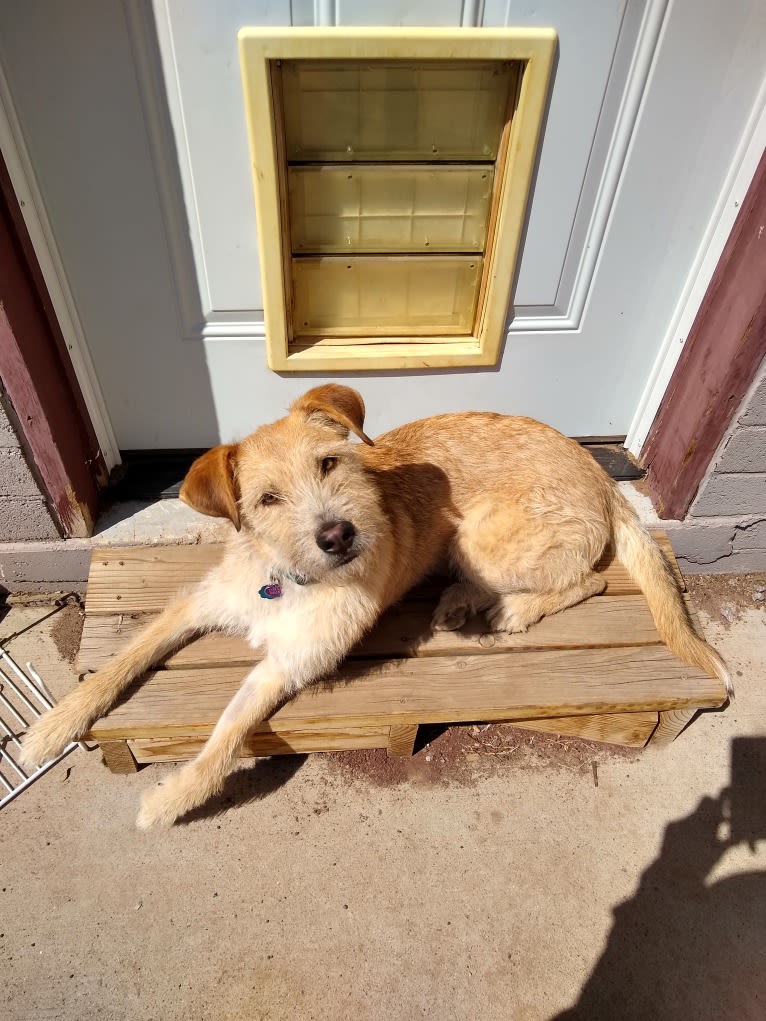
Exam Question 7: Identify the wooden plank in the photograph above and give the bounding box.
[99,740,139,774]
[78,619,255,673]
[508,711,658,748]
[85,545,225,614]
[81,532,682,617]
[86,645,726,741]
[387,723,419,757]
[78,594,665,673]
[650,707,699,745]
[0,153,104,537]
[128,726,389,763]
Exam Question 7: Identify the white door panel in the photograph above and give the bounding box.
[154,0,631,326]
[152,1,295,313]
[0,0,764,447]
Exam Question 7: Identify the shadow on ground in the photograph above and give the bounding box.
[178,753,308,824]
[552,736,766,1020]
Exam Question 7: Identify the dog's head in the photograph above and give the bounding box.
[179,386,384,581]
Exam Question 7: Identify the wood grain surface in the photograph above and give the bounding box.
[86,645,724,741]
[82,532,683,616]
[80,535,725,764]
[78,594,665,673]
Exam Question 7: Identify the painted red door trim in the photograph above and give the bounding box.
[0,151,106,537]
[641,147,766,520]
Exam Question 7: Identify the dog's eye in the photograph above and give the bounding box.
[320,456,339,477]
[260,493,280,506]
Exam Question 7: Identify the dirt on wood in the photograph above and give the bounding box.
[49,598,85,664]
[325,722,641,790]
[686,571,766,628]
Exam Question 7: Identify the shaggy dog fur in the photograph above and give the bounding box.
[21,386,729,827]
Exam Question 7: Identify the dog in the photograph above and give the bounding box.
[21,385,729,827]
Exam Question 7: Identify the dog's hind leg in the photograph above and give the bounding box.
[486,573,606,634]
[21,594,213,768]
[136,659,289,829]
[450,489,610,635]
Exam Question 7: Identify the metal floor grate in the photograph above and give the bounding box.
[0,645,79,809]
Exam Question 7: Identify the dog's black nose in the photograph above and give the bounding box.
[316,520,356,555]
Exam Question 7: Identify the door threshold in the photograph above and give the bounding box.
[108,441,643,502]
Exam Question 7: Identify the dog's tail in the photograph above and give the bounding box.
[610,490,732,697]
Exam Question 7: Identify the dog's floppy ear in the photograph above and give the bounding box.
[291,385,373,445]
[179,444,241,530]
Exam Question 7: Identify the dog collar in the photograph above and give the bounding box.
[259,571,309,599]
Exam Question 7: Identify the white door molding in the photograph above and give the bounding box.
[626,74,766,457]
[0,58,121,471]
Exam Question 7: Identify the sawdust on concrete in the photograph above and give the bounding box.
[686,571,766,628]
[4,590,75,607]
[326,722,641,790]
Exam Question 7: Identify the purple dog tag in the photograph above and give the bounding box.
[259,583,282,600]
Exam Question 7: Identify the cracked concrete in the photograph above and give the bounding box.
[678,357,766,571]
[669,516,766,573]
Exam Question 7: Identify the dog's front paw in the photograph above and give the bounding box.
[136,781,179,830]
[136,766,208,830]
[486,595,536,635]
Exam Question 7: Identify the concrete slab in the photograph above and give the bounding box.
[92,500,231,547]
[1,583,764,1021]
[0,501,230,593]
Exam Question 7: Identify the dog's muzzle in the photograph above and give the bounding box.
[316,519,356,557]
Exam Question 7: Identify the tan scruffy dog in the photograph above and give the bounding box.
[21,385,729,827]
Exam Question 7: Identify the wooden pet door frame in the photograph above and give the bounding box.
[239,27,556,372]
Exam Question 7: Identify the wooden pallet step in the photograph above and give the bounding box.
[81,532,685,616]
[123,709,661,763]
[86,645,722,742]
[101,709,664,769]
[78,594,665,674]
[79,537,727,764]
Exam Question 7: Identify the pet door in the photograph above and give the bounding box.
[239,28,556,371]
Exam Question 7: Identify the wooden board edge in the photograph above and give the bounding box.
[507,711,658,748]
[128,726,390,762]
[87,694,725,742]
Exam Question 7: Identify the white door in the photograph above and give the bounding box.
[0,0,764,450]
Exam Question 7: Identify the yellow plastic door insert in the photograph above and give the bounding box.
[239,28,556,370]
